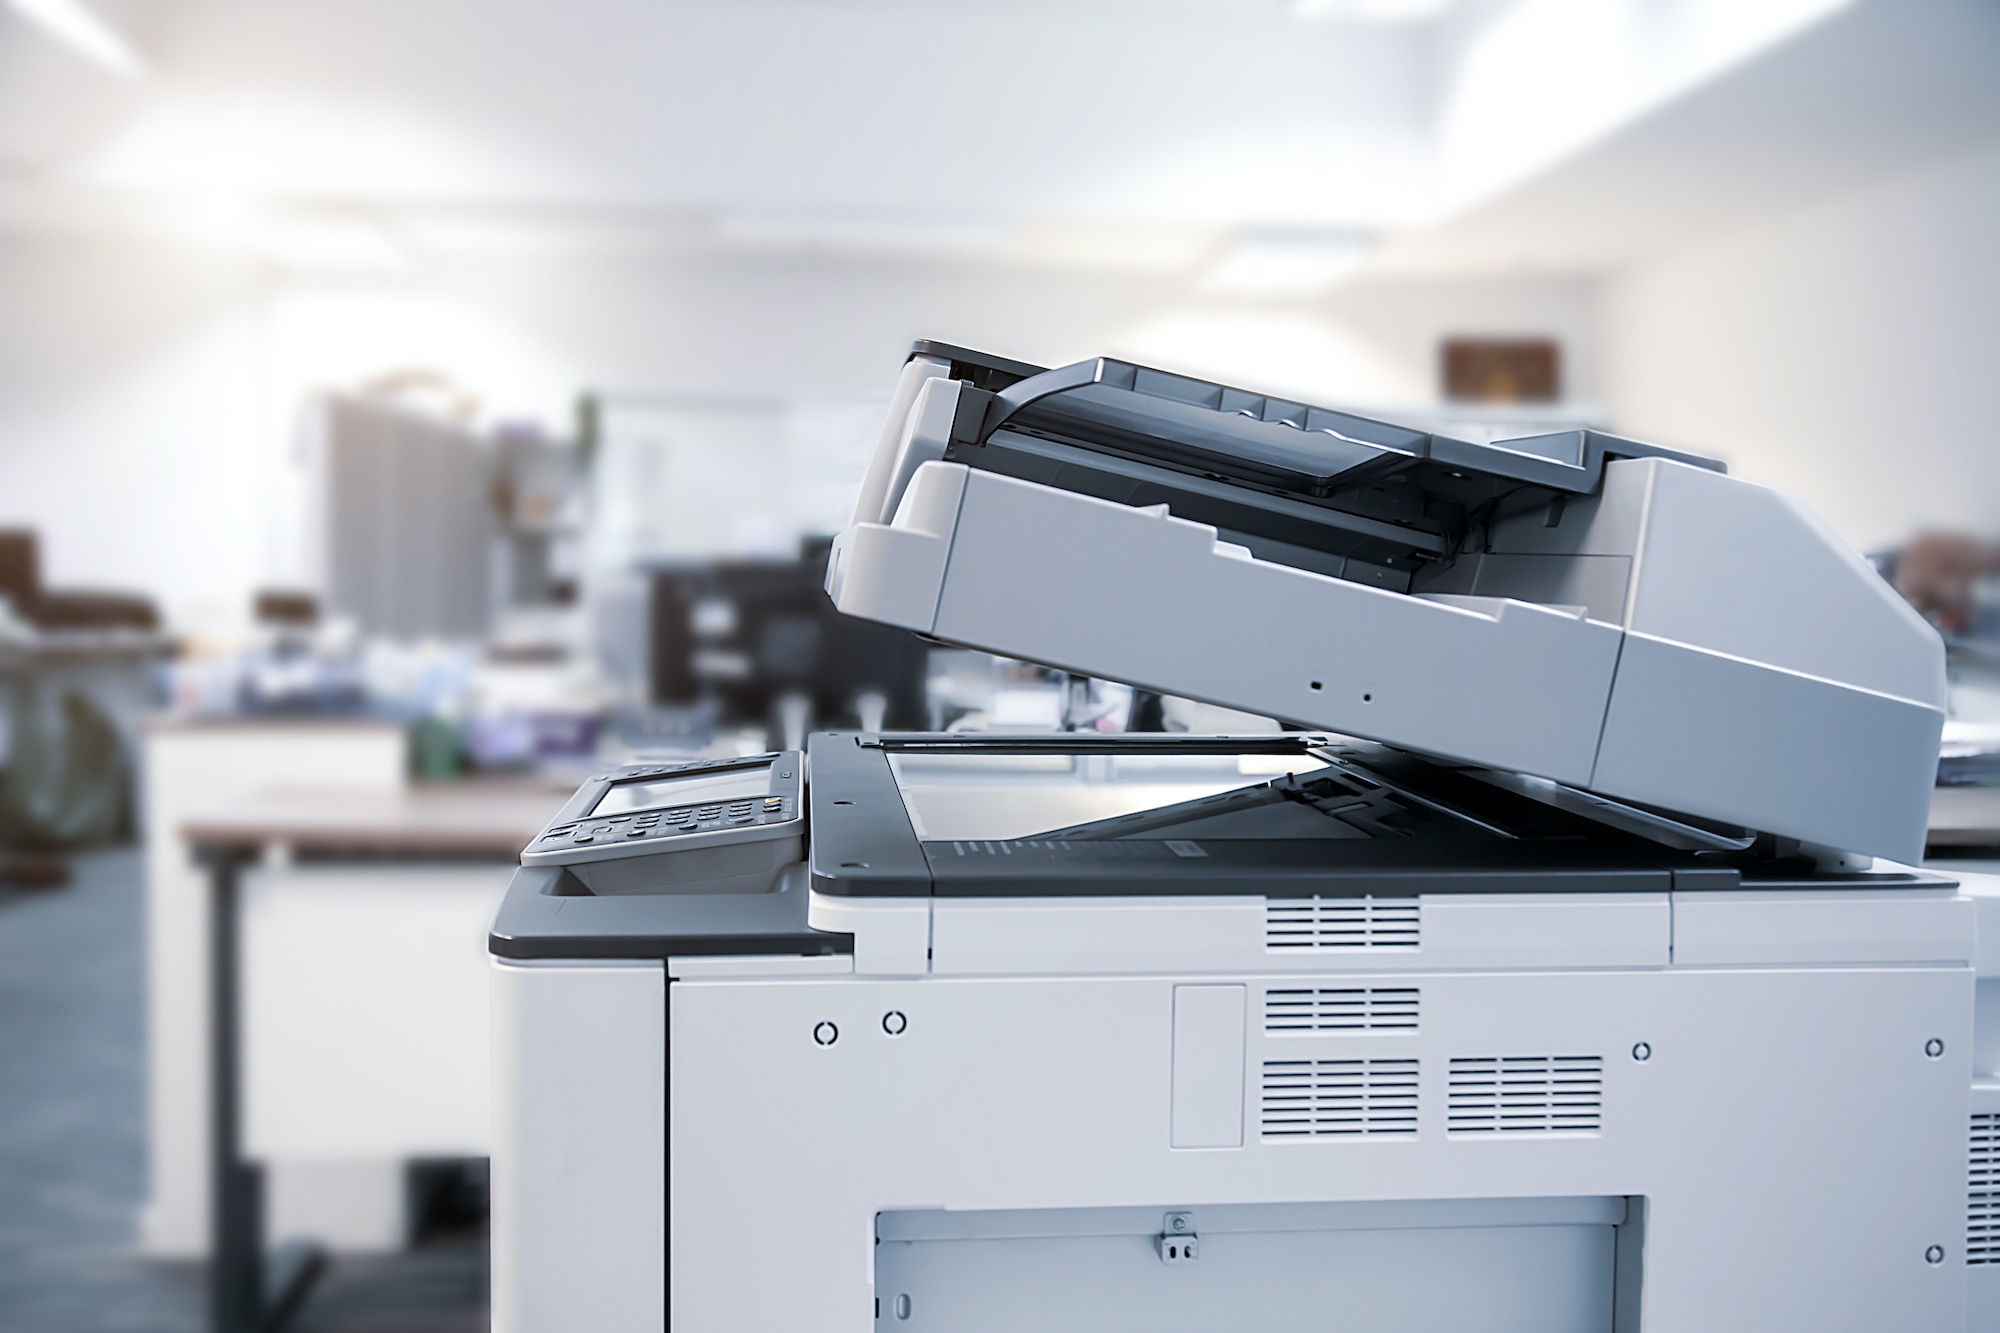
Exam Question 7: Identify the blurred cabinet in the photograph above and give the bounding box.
[312,395,497,643]
[140,718,406,1258]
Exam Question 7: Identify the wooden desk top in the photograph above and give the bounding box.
[182,777,573,859]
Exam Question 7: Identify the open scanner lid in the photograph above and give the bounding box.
[858,343,1942,865]
[914,339,1723,590]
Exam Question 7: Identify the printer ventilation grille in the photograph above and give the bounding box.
[1265,987,1419,1033]
[1446,1056,1603,1135]
[1265,897,1420,951]
[1971,1113,2000,1265]
[1260,1059,1418,1138]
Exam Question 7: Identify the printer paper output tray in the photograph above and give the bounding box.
[829,342,1948,863]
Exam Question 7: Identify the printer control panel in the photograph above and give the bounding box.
[535,794,796,847]
[521,752,804,870]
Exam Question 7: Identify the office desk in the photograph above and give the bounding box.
[143,718,410,1259]
[186,780,565,1333]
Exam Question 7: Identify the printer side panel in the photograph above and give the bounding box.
[1592,632,1944,863]
[491,959,665,1333]
[1617,458,1946,709]
[927,465,1623,788]
[663,946,1973,1331]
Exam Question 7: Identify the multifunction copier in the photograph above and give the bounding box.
[490,342,1998,1332]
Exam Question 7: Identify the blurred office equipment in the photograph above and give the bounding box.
[583,392,884,697]
[0,528,164,854]
[1880,531,2000,644]
[312,395,499,643]
[648,540,929,751]
[493,424,582,613]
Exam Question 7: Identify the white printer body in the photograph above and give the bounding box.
[491,343,1989,1332]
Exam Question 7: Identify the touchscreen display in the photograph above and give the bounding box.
[590,764,772,816]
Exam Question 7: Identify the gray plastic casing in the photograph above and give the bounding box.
[828,356,1946,864]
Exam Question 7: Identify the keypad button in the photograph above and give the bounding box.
[626,827,647,837]
[571,832,594,844]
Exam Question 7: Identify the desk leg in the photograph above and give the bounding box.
[206,851,324,1333]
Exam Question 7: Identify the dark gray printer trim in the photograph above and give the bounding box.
[806,733,1953,901]
[489,862,850,961]
[489,731,1954,956]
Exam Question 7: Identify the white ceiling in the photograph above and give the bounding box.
[1375,0,2000,276]
[0,0,1987,280]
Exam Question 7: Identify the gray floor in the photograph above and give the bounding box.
[0,849,488,1332]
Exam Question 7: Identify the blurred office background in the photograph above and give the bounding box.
[4,0,2000,1328]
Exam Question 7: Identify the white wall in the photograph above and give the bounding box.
[0,231,1592,630]
[1599,134,2000,552]
[0,238,269,632]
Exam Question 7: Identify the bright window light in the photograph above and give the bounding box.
[5,0,145,78]
[1198,232,1378,297]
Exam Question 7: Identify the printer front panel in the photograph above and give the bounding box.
[665,944,1971,1331]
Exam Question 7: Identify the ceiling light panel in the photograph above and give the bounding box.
[5,0,144,77]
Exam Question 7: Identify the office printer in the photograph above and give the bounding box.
[491,343,1989,1332]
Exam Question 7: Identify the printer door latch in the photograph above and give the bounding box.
[1156,1213,1198,1265]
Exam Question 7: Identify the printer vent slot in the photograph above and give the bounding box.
[1259,1059,1418,1138]
[1265,897,1420,951]
[1447,1056,1603,1135]
[1265,986,1419,1033]
[1971,1113,2000,1265]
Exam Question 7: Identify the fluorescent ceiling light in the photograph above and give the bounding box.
[1198,232,1377,297]
[6,0,145,78]
[1292,0,1457,23]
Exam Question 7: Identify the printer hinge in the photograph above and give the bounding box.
[1155,1212,1198,1265]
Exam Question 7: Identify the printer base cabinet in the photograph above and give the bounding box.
[493,956,1974,1332]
